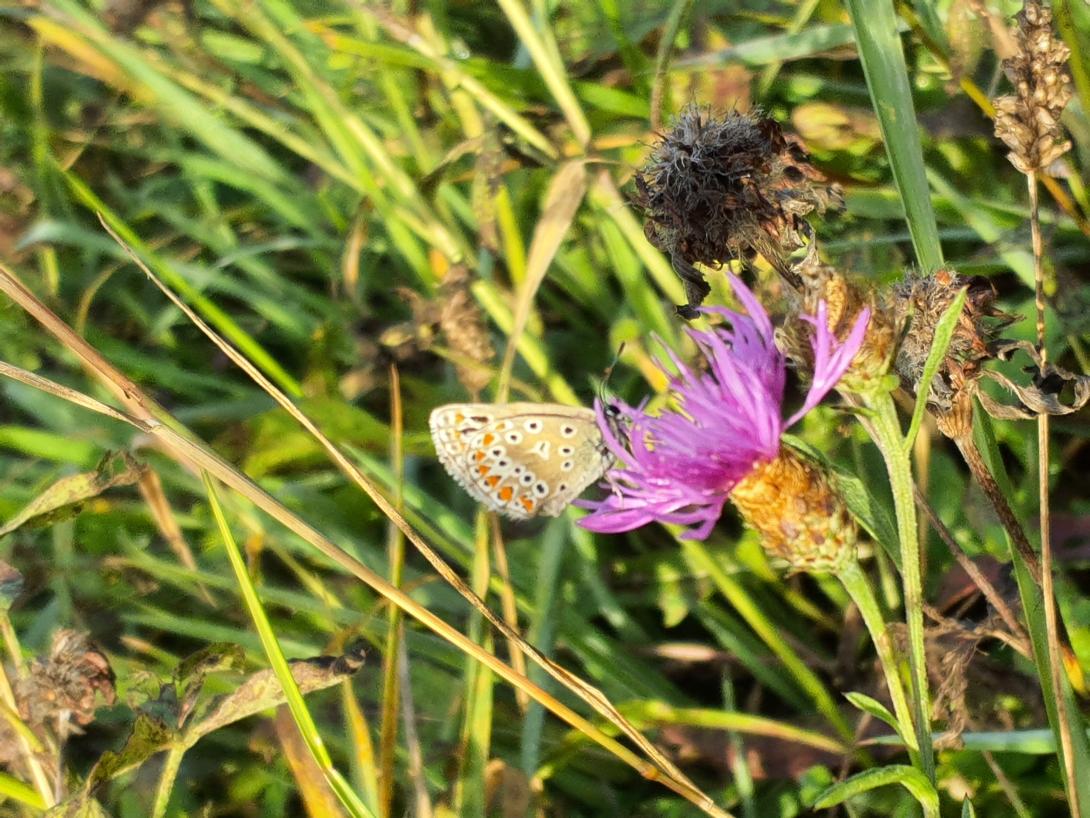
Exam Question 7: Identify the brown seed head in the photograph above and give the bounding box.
[730,448,856,575]
[635,107,841,315]
[385,265,496,396]
[436,265,496,396]
[993,0,1073,174]
[782,258,899,396]
[16,630,116,729]
[891,269,1017,432]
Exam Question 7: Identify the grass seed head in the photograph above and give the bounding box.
[993,0,1073,174]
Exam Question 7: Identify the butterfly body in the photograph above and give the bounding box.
[429,402,612,519]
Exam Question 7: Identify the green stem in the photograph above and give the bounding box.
[838,559,920,765]
[865,392,935,782]
[151,744,185,818]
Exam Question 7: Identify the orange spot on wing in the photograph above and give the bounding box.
[486,475,500,487]
[498,486,514,502]
[519,497,535,511]
[474,450,486,461]
[455,412,465,423]
[477,465,490,475]
[482,433,495,446]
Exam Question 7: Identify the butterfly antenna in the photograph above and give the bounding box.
[596,342,626,406]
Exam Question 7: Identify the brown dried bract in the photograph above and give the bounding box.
[384,265,496,396]
[635,107,841,317]
[993,0,1073,174]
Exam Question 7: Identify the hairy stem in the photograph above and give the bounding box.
[865,392,934,782]
[838,559,919,763]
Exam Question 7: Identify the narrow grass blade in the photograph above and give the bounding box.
[974,413,1090,810]
[203,473,376,818]
[844,0,943,271]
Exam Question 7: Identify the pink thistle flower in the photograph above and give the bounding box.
[579,274,869,540]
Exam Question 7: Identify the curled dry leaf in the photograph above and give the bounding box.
[0,451,145,538]
[183,644,366,746]
[973,340,1090,420]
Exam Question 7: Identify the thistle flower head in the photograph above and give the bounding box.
[578,274,868,540]
[635,107,841,316]
[731,448,858,574]
[17,630,115,730]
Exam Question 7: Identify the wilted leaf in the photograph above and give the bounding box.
[0,451,144,537]
[174,643,246,726]
[184,645,366,745]
[976,340,1090,420]
[85,713,176,791]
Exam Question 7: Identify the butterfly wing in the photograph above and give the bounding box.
[430,402,612,519]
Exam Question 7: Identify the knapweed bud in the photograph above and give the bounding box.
[891,269,1016,436]
[782,259,898,396]
[993,0,1073,174]
[730,447,856,574]
[635,107,842,316]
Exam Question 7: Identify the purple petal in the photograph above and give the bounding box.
[786,304,870,428]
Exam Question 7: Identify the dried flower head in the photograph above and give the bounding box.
[385,265,496,395]
[993,0,1073,174]
[436,266,495,395]
[635,107,842,317]
[16,630,116,729]
[782,257,899,396]
[577,274,867,546]
[891,269,1015,437]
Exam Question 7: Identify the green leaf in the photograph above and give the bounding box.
[814,765,939,816]
[844,691,901,737]
[903,286,968,453]
[962,797,977,817]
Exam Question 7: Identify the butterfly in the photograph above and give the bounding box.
[429,402,614,519]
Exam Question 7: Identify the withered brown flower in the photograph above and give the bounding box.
[635,107,841,317]
[16,630,116,730]
[891,269,1015,437]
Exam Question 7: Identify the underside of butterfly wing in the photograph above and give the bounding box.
[429,403,612,519]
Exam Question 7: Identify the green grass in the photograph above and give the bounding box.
[0,1,1088,816]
